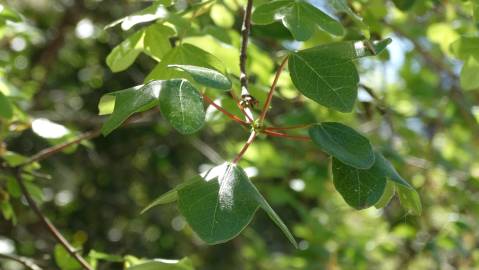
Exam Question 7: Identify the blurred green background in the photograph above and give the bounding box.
[1,0,479,269]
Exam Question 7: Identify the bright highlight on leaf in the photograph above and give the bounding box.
[143,163,297,247]
[158,79,205,135]
[168,65,232,90]
[252,0,344,41]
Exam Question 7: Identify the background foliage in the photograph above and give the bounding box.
[1,0,479,269]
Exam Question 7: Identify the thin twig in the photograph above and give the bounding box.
[13,170,93,270]
[263,130,311,142]
[232,131,257,164]
[202,94,249,126]
[0,253,43,270]
[189,138,224,164]
[259,57,289,123]
[19,130,101,167]
[239,0,255,123]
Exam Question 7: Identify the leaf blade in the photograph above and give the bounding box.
[309,122,374,169]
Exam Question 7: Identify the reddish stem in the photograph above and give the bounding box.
[259,57,289,123]
[202,94,249,126]
[265,124,313,131]
[232,131,257,164]
[263,130,311,142]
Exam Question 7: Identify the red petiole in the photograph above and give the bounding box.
[202,94,249,127]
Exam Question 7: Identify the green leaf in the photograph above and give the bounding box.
[177,164,260,244]
[105,2,170,31]
[143,24,176,61]
[126,258,194,270]
[106,30,144,72]
[289,39,391,112]
[309,122,374,169]
[374,180,395,209]
[460,56,479,90]
[141,177,202,214]
[146,44,226,82]
[397,184,422,215]
[101,81,162,135]
[252,0,344,40]
[168,65,232,90]
[332,157,387,209]
[158,79,205,134]
[54,244,81,270]
[374,152,414,189]
[450,36,479,61]
[0,5,22,24]
[251,184,298,248]
[0,91,13,119]
[329,0,369,37]
[392,0,416,11]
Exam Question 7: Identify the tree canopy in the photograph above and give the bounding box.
[1,0,479,269]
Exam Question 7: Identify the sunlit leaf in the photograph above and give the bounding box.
[374,180,395,209]
[146,44,226,82]
[168,65,232,90]
[105,2,170,31]
[0,91,13,119]
[126,257,194,270]
[252,0,344,40]
[397,184,422,215]
[54,244,81,270]
[460,56,479,90]
[102,81,162,135]
[106,30,144,72]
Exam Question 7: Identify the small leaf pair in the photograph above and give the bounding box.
[309,122,420,213]
[100,65,231,136]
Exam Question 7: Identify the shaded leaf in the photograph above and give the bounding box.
[309,122,374,169]
[158,79,205,134]
[141,177,202,214]
[392,0,416,11]
[375,152,414,189]
[168,65,232,90]
[332,157,387,209]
